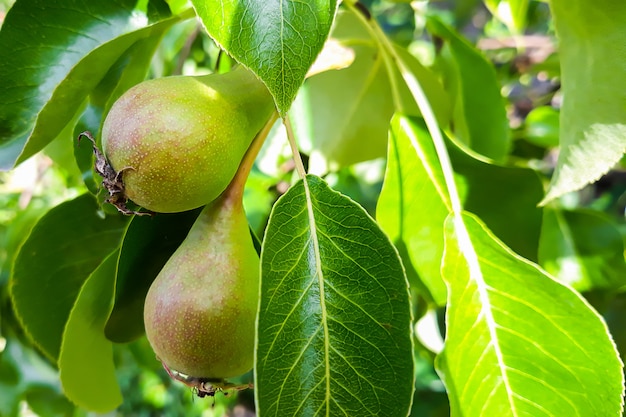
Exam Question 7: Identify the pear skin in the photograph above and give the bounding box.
[143,191,259,378]
[102,66,274,213]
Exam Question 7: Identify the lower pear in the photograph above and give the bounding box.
[143,187,259,378]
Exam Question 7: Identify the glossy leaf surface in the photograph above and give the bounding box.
[59,250,122,412]
[10,194,127,360]
[543,0,626,202]
[257,175,414,416]
[0,0,182,170]
[438,212,624,416]
[191,0,337,113]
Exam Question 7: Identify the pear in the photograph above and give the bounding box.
[143,183,259,378]
[102,66,274,213]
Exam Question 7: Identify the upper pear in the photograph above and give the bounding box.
[102,66,274,213]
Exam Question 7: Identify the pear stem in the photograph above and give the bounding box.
[221,111,280,205]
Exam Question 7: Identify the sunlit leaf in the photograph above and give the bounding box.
[191,0,337,113]
[59,250,122,412]
[542,0,626,203]
[243,169,279,236]
[10,194,127,361]
[257,174,414,416]
[437,212,624,416]
[377,116,450,305]
[377,116,543,307]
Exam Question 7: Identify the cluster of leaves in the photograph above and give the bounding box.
[0,0,625,416]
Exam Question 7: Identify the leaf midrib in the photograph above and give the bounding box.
[303,176,331,416]
[453,214,518,415]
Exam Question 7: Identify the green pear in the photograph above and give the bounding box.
[102,66,274,213]
[143,186,259,378]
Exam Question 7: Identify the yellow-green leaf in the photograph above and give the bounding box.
[438,212,624,416]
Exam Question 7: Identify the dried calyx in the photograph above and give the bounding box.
[78,131,151,216]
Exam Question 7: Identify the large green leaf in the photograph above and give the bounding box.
[10,194,127,361]
[427,16,510,162]
[105,208,202,343]
[257,175,414,416]
[191,0,337,113]
[0,0,185,170]
[543,0,626,203]
[377,116,450,306]
[377,116,542,306]
[59,250,122,412]
[292,10,449,167]
[437,212,624,416]
[538,207,626,292]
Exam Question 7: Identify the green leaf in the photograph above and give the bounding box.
[450,140,543,262]
[427,16,510,162]
[377,116,450,305]
[292,11,449,167]
[292,11,396,167]
[10,194,127,361]
[105,208,202,343]
[538,207,626,292]
[257,175,414,416]
[377,116,543,306]
[437,212,624,416]
[191,0,337,113]
[543,0,626,203]
[0,0,185,170]
[59,250,122,413]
